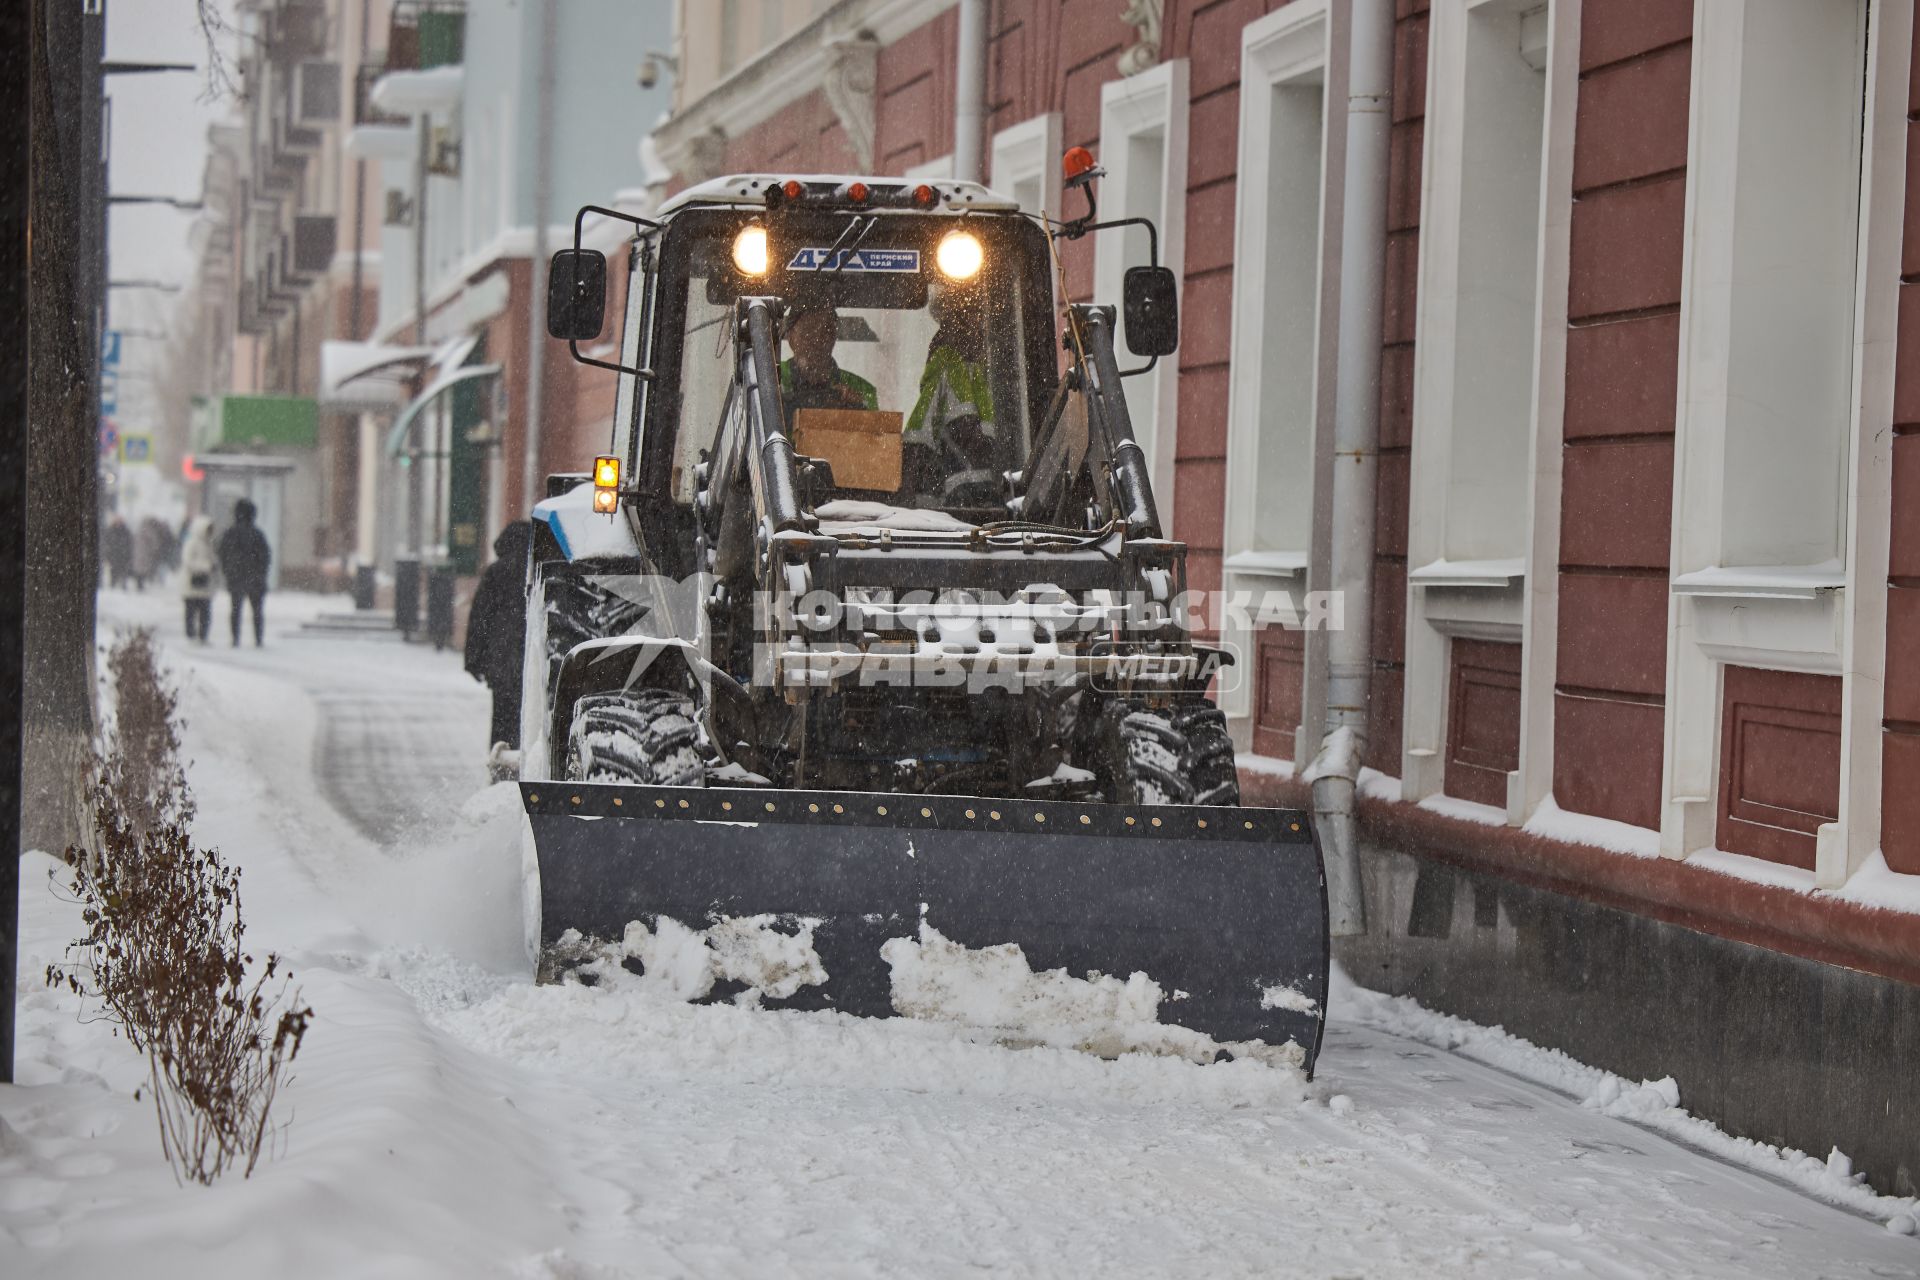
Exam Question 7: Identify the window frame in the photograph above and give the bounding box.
[1399,0,1577,817]
[1660,0,1910,886]
[1218,0,1342,749]
[1092,59,1190,516]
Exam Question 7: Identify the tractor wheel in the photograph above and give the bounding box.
[1087,697,1241,807]
[563,688,706,786]
[1173,698,1241,806]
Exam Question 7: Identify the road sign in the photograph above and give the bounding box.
[98,419,118,457]
[100,330,122,369]
[120,434,151,464]
[99,370,118,415]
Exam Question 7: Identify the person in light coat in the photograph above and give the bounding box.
[180,516,218,644]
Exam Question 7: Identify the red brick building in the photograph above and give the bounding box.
[649,0,1920,1193]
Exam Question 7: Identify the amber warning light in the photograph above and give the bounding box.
[1062,146,1099,186]
[592,455,620,514]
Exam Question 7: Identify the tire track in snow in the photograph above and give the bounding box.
[311,689,483,844]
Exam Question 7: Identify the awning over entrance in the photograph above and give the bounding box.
[319,340,438,410]
[384,362,505,458]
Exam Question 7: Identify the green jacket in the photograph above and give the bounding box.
[906,346,994,443]
[779,359,878,413]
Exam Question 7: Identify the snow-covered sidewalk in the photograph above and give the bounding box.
[2,588,1916,1278]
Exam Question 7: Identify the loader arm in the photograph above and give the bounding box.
[736,297,808,538]
[1071,303,1163,541]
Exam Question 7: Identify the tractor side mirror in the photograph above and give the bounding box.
[547,249,607,341]
[1122,265,1179,358]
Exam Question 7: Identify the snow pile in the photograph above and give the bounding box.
[1259,983,1320,1016]
[12,590,1920,1278]
[813,500,976,534]
[1233,752,1295,779]
[564,914,829,1004]
[1834,849,1920,917]
[1522,795,1662,858]
[1331,962,1920,1231]
[880,922,1307,1069]
[1298,724,1359,786]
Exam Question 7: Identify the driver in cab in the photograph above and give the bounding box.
[779,302,877,425]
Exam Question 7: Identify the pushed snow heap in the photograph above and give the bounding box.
[556,915,829,1005]
[882,923,1307,1069]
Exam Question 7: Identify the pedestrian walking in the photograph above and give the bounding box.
[180,516,218,643]
[102,515,133,589]
[464,520,530,775]
[217,499,272,647]
[139,516,179,587]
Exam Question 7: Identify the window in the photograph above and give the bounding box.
[989,114,1063,218]
[1219,1,1335,742]
[1418,0,1546,569]
[1401,0,1564,809]
[1093,61,1188,505]
[1681,0,1867,576]
[1662,0,1904,885]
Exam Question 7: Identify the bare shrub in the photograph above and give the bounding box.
[46,629,312,1184]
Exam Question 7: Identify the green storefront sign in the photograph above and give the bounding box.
[219,395,318,449]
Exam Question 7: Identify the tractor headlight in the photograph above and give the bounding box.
[733,224,770,276]
[935,230,984,281]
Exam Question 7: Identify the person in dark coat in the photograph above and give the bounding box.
[217,499,273,647]
[464,521,530,756]
[102,516,134,589]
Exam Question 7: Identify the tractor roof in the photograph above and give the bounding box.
[656,173,1023,219]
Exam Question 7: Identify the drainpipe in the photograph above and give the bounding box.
[409,111,429,559]
[522,0,559,520]
[952,0,988,183]
[1307,0,1394,937]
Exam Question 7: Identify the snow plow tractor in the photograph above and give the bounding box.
[519,163,1329,1072]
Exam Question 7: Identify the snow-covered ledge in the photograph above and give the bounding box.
[1669,563,1846,599]
[370,65,464,116]
[1407,558,1525,589]
[345,123,416,162]
[1222,549,1309,579]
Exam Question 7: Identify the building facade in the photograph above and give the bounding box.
[656,0,1920,1194]
[183,0,672,606]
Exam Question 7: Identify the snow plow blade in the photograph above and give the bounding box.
[521,782,1330,1075]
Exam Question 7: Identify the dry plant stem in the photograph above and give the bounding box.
[45,629,312,1184]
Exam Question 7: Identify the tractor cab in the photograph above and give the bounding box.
[545,171,1179,572]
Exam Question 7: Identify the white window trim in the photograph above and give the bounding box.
[1660,0,1910,885]
[902,153,951,182]
[1218,0,1344,747]
[988,113,1063,216]
[1400,0,1578,820]
[1092,59,1190,519]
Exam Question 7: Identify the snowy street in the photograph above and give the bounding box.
[1,589,1915,1278]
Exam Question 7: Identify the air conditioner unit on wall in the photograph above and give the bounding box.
[385,190,414,226]
[293,215,336,275]
[294,61,341,125]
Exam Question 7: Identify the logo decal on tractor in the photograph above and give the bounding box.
[787,247,922,273]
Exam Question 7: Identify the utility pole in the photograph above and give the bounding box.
[409,112,428,560]
[21,0,104,869]
[4,0,34,1085]
[522,0,559,521]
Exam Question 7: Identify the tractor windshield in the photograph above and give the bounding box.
[665,213,1048,519]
